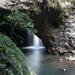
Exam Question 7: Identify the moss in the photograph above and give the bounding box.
[30,0,67,29]
[46,0,66,24]
[0,33,35,75]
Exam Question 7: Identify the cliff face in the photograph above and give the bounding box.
[0,0,67,12]
[0,33,35,75]
[0,0,41,11]
[0,0,75,55]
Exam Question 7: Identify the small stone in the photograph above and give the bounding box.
[59,58,63,61]
[63,68,67,72]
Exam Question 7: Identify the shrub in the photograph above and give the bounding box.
[0,33,35,75]
[5,11,37,33]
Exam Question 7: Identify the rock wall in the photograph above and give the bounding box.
[0,0,75,55]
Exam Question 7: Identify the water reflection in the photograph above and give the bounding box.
[25,51,75,75]
[25,49,43,74]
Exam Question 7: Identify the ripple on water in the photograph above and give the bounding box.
[25,53,75,75]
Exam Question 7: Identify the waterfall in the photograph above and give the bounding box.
[33,34,43,47]
[23,30,45,50]
[32,34,45,49]
[33,35,39,47]
[27,30,33,46]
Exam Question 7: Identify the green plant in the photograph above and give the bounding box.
[0,33,35,75]
[5,11,37,33]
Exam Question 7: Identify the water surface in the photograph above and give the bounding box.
[24,49,75,75]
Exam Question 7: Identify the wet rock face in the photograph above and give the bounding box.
[0,0,42,11]
[0,0,66,13]
[48,9,75,55]
[33,1,75,55]
[0,0,75,55]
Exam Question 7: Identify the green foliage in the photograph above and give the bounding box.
[0,33,35,75]
[5,11,37,33]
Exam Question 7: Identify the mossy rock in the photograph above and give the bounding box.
[0,33,35,75]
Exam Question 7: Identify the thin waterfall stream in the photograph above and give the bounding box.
[23,30,45,50]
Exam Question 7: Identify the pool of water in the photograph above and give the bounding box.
[24,49,75,75]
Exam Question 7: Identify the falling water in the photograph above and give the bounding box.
[33,35,40,47]
[23,30,45,50]
[32,34,45,49]
[22,30,45,75]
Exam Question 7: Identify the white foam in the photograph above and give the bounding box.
[22,46,45,50]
